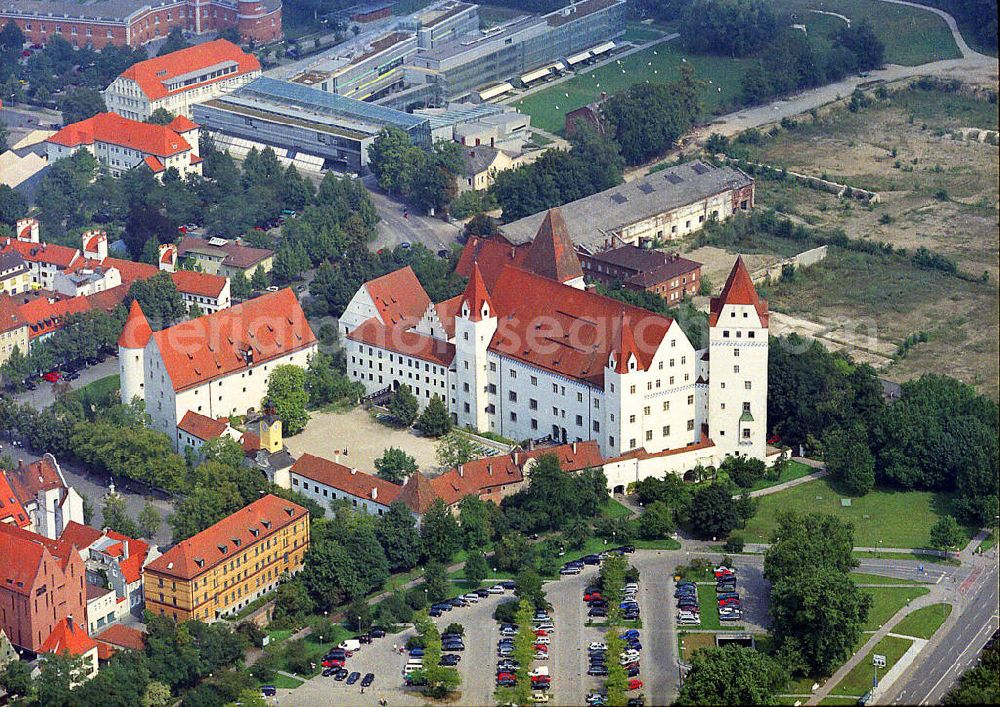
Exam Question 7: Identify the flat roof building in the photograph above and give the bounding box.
[399,1,479,49]
[501,161,755,253]
[193,76,430,174]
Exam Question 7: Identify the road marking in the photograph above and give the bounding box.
[920,619,997,704]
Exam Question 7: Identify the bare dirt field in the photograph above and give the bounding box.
[284,407,441,474]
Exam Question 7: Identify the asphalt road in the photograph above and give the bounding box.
[364,182,463,253]
[11,357,119,410]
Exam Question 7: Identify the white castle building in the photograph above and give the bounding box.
[343,208,768,472]
[119,288,318,448]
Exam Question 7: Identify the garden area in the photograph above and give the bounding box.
[892,602,953,639]
[859,586,931,630]
[829,635,914,696]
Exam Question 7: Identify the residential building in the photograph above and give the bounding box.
[579,246,703,302]
[0,523,87,654]
[13,287,129,348]
[458,145,522,193]
[0,295,28,367]
[241,411,296,488]
[501,161,755,253]
[1,455,85,540]
[0,473,30,530]
[39,617,99,683]
[118,288,317,447]
[93,623,145,660]
[142,494,309,622]
[289,453,402,517]
[177,236,274,279]
[0,0,281,50]
[103,39,262,121]
[344,206,769,469]
[176,411,240,457]
[59,522,152,630]
[0,251,31,296]
[193,77,431,174]
[46,113,202,179]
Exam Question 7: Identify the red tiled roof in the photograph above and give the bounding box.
[94,623,146,651]
[612,315,642,374]
[607,437,716,463]
[169,268,228,298]
[177,411,230,441]
[102,529,149,585]
[0,473,30,529]
[347,317,455,367]
[48,113,192,158]
[455,234,528,289]
[167,115,199,133]
[96,642,115,661]
[0,523,75,594]
[521,208,583,284]
[460,262,493,322]
[177,236,272,270]
[83,233,103,254]
[144,155,165,173]
[487,266,673,386]
[3,238,80,269]
[434,295,462,339]
[241,431,262,454]
[290,454,401,505]
[396,472,437,515]
[2,457,64,505]
[118,300,152,349]
[17,295,93,340]
[145,494,308,581]
[119,39,260,101]
[363,266,431,327]
[709,256,768,327]
[0,295,26,334]
[524,439,604,472]
[151,288,316,392]
[40,618,96,657]
[58,521,103,553]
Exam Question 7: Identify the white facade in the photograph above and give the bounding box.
[52,266,122,298]
[46,138,201,179]
[289,472,392,517]
[103,69,261,122]
[347,340,450,403]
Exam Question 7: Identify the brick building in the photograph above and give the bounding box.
[579,245,703,303]
[0,0,281,50]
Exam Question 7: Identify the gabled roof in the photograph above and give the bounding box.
[611,315,642,374]
[94,624,146,652]
[347,318,456,367]
[118,39,261,101]
[151,288,316,393]
[290,454,401,505]
[0,473,30,529]
[709,256,768,327]
[169,268,228,298]
[48,113,192,158]
[3,238,80,269]
[58,521,103,554]
[521,208,584,284]
[0,295,26,334]
[2,456,65,505]
[177,236,274,270]
[118,300,152,349]
[167,115,199,133]
[363,266,431,328]
[455,234,529,290]
[460,262,493,322]
[396,471,437,515]
[145,494,308,580]
[40,618,96,657]
[0,523,76,594]
[177,411,230,442]
[434,295,462,339]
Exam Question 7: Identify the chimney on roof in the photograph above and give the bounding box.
[122,539,129,560]
[371,487,378,500]
[572,441,577,454]
[351,468,358,475]
[457,464,463,477]
[512,451,519,465]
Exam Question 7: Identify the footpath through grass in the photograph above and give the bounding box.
[892,602,953,639]
[850,572,923,586]
[860,586,930,630]
[830,635,913,696]
[742,477,975,549]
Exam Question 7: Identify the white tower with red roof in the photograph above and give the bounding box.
[453,263,497,432]
[604,314,645,455]
[708,257,768,460]
[118,301,152,405]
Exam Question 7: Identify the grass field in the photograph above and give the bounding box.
[622,22,668,44]
[716,459,816,493]
[831,635,913,696]
[695,583,745,631]
[850,572,923,586]
[766,0,961,65]
[741,477,976,549]
[69,373,119,401]
[602,497,634,519]
[678,631,717,660]
[892,602,953,639]
[861,586,931,630]
[513,40,749,133]
[852,550,960,565]
[819,698,866,706]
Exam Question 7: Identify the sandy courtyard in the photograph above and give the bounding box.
[283,407,441,474]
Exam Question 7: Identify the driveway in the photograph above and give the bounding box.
[11,357,119,410]
[364,183,463,253]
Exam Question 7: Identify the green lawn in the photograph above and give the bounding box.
[695,583,745,631]
[765,0,961,65]
[602,497,634,519]
[978,529,997,553]
[514,40,749,133]
[892,603,953,639]
[861,586,930,631]
[273,627,353,678]
[622,22,667,44]
[850,572,923,586]
[741,478,975,549]
[717,459,816,493]
[69,373,119,401]
[852,550,960,565]
[830,635,913,696]
[265,628,294,645]
[270,674,304,690]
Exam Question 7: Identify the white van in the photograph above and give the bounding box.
[338,639,361,653]
[402,663,423,675]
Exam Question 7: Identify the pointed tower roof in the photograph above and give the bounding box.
[460,262,494,322]
[522,208,584,284]
[611,313,643,374]
[709,256,768,326]
[118,300,152,349]
[396,471,437,515]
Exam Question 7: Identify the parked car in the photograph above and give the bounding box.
[582,554,601,565]
[440,654,461,666]
[345,672,361,685]
[488,585,505,594]
[361,673,374,687]
[322,667,337,677]
[588,664,609,676]
[560,566,581,575]
[261,686,276,697]
[589,642,608,651]
[334,668,349,681]
[409,648,424,657]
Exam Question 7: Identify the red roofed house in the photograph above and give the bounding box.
[93,623,146,661]
[289,453,402,517]
[143,494,308,623]
[1,455,85,540]
[0,523,87,654]
[176,410,240,456]
[103,39,263,122]
[39,616,99,683]
[0,472,30,530]
[120,289,317,448]
[345,207,770,469]
[46,112,202,180]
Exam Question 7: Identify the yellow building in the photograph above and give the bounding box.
[0,295,28,367]
[0,251,31,296]
[143,494,309,623]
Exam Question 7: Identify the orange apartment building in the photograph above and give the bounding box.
[142,494,308,623]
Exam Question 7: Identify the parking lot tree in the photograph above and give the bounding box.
[414,611,461,698]
[638,499,675,539]
[435,432,477,468]
[102,493,140,538]
[723,534,745,553]
[605,628,629,706]
[598,554,628,607]
[422,498,462,563]
[444,622,464,637]
[416,394,452,437]
[463,550,488,587]
[764,512,856,582]
[720,454,767,489]
[514,567,546,610]
[388,384,420,427]
[685,483,739,539]
[374,447,418,484]
[423,561,450,603]
[677,645,789,705]
[138,501,162,539]
[824,424,875,496]
[510,599,537,704]
[265,365,310,435]
[347,597,373,632]
[929,515,965,554]
[375,591,413,626]
[375,500,422,572]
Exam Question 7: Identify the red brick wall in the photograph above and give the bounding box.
[0,547,86,653]
[732,183,755,211]
[237,1,282,42]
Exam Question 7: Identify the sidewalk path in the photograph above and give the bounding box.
[746,467,828,498]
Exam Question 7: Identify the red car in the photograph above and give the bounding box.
[531,676,550,684]
[534,644,548,653]
[584,592,603,602]
[628,679,643,690]
[534,629,548,637]
[42,371,61,382]
[322,657,345,668]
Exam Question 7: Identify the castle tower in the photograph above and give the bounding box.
[158,243,177,272]
[15,218,39,243]
[81,230,108,261]
[453,262,497,432]
[707,257,768,460]
[118,301,152,405]
[604,313,645,457]
[522,208,585,289]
